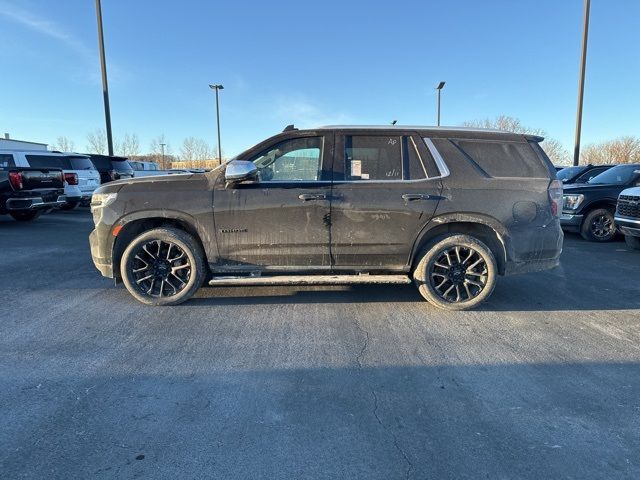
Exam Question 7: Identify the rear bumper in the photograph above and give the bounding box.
[560,213,583,232]
[503,220,563,275]
[5,195,67,211]
[615,216,640,237]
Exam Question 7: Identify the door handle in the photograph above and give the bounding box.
[299,193,327,201]
[402,193,432,201]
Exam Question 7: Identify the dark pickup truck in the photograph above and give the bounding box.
[0,156,66,221]
[560,164,640,241]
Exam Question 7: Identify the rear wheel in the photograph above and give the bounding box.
[580,208,616,242]
[413,234,497,310]
[625,235,640,250]
[120,227,207,306]
[9,210,42,222]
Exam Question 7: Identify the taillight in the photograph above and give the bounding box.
[548,179,563,218]
[8,171,23,190]
[64,172,78,185]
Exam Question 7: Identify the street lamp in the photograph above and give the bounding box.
[435,81,446,126]
[94,0,113,156]
[209,84,224,163]
[160,142,166,168]
[573,0,591,166]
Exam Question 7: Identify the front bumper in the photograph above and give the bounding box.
[89,227,114,278]
[560,213,583,231]
[6,195,67,210]
[615,215,640,237]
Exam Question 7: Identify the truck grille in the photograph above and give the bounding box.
[618,195,640,219]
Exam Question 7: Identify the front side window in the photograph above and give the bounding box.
[250,136,323,182]
[345,135,402,180]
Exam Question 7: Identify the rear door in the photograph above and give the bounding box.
[213,134,333,270]
[330,131,443,270]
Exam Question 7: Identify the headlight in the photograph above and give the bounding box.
[563,194,584,211]
[90,192,117,210]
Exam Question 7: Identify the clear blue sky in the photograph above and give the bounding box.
[0,0,639,157]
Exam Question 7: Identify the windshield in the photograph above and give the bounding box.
[587,164,640,185]
[557,166,585,181]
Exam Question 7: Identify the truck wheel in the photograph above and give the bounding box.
[120,227,207,306]
[9,210,42,222]
[413,234,497,311]
[59,200,79,211]
[625,235,640,250]
[580,208,616,242]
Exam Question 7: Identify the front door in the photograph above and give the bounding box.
[213,134,333,271]
[330,131,443,270]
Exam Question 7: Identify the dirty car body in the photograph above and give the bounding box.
[89,126,563,309]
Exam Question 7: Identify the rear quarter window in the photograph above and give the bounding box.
[453,140,549,178]
[0,154,15,169]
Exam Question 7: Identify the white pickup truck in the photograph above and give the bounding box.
[615,186,640,250]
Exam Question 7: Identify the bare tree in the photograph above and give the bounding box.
[463,116,571,165]
[117,133,140,157]
[86,129,107,155]
[581,136,640,165]
[149,134,173,169]
[52,136,75,152]
[180,137,213,161]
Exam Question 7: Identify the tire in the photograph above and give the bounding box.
[9,210,42,222]
[413,234,497,311]
[625,235,640,250]
[120,227,207,306]
[580,208,616,242]
[59,200,79,211]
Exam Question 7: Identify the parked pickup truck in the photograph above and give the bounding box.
[89,125,563,309]
[1,154,66,221]
[561,164,640,241]
[615,187,640,250]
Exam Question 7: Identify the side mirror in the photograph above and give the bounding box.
[225,160,257,183]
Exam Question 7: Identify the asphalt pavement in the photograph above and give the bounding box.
[1,209,639,479]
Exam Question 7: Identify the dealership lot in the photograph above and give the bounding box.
[1,210,639,479]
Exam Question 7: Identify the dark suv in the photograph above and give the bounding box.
[87,154,135,184]
[89,126,563,310]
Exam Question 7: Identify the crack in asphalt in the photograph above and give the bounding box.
[354,318,414,479]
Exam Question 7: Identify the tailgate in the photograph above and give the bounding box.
[16,168,64,190]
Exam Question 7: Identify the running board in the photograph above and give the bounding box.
[208,274,412,287]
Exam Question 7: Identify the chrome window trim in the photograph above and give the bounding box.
[423,138,450,178]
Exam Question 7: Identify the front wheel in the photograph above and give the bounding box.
[120,227,207,306]
[9,210,42,222]
[580,208,616,242]
[413,234,497,310]
[625,235,640,250]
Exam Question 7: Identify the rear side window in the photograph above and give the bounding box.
[575,167,608,183]
[0,154,15,169]
[345,135,402,180]
[26,155,95,170]
[453,140,548,178]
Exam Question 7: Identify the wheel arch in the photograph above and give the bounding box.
[410,214,508,275]
[111,210,208,279]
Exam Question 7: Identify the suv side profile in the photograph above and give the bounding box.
[89,126,563,310]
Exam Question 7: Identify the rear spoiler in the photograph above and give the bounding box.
[524,134,544,143]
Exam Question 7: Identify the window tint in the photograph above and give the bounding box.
[0,154,15,169]
[575,167,608,183]
[454,140,547,178]
[26,155,95,170]
[250,136,323,181]
[346,136,401,180]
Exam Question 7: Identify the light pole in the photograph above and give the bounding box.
[573,0,591,166]
[160,142,166,168]
[435,81,446,126]
[209,84,224,163]
[95,0,113,156]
